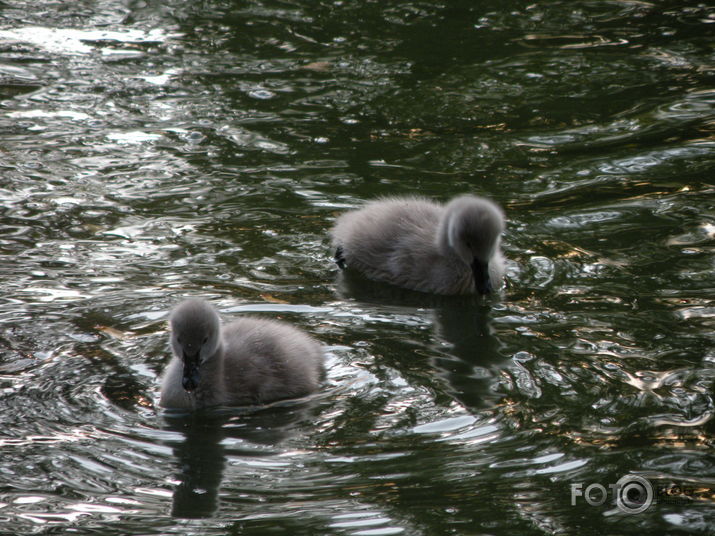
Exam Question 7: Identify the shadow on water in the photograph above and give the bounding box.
[160,401,317,519]
[335,269,510,410]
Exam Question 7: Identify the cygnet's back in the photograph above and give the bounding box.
[160,299,325,410]
[330,195,505,295]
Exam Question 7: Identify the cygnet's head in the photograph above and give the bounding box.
[169,299,222,392]
[443,195,505,294]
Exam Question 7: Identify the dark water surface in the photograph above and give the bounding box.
[0,1,713,534]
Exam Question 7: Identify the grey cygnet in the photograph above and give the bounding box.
[160,299,325,409]
[330,195,506,295]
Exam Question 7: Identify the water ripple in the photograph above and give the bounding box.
[0,1,713,534]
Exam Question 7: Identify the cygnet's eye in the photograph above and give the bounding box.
[202,336,209,345]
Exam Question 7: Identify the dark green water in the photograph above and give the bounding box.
[0,1,713,534]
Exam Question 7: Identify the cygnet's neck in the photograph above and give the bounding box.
[193,340,226,400]
[204,340,225,373]
[435,210,467,263]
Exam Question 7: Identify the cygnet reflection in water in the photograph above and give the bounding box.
[163,402,319,519]
[331,195,506,295]
[160,299,325,410]
[335,271,510,410]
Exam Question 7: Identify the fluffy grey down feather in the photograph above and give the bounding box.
[330,195,505,295]
[160,299,325,410]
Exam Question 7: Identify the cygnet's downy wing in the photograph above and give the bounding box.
[220,317,324,404]
[331,197,441,282]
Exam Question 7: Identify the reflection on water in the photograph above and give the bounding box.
[337,270,510,410]
[163,403,313,518]
[169,417,226,518]
[0,0,714,534]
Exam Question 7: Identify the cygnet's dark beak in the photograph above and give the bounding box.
[471,258,491,295]
[182,352,201,392]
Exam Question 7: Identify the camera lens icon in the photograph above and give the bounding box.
[615,475,653,514]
